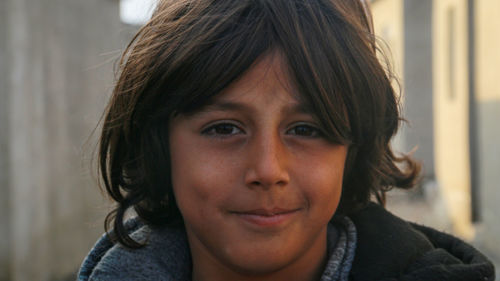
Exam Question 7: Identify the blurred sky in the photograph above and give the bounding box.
[120,0,157,25]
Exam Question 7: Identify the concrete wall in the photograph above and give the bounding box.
[403,0,434,178]
[433,0,474,239]
[0,0,11,279]
[474,0,500,260]
[1,0,128,279]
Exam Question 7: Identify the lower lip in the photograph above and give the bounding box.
[234,210,299,227]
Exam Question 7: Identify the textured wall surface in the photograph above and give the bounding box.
[475,0,500,265]
[476,101,500,259]
[403,0,434,178]
[0,0,131,280]
[0,0,11,279]
[433,0,474,239]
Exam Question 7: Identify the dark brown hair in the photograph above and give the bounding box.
[99,0,420,247]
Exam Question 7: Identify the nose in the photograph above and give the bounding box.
[244,132,290,189]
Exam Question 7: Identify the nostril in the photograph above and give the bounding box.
[250,180,261,186]
[276,180,287,186]
[247,178,288,189]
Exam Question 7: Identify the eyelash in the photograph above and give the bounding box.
[201,122,244,137]
[287,124,322,138]
[201,122,323,138]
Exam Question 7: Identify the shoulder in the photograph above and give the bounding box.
[348,203,495,281]
[78,219,191,281]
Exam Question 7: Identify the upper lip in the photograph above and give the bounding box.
[232,208,299,216]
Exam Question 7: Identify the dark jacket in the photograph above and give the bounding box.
[349,203,495,281]
[78,203,495,281]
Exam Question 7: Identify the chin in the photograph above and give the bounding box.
[226,254,292,276]
[220,241,303,276]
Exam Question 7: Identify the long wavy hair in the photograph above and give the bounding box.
[99,0,420,248]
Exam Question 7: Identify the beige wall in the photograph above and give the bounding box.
[476,0,500,102]
[371,0,406,151]
[433,0,473,239]
[372,0,404,80]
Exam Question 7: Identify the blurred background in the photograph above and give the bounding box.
[0,0,498,280]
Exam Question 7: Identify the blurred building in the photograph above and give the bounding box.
[0,0,130,280]
[371,0,500,266]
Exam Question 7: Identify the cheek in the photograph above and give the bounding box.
[294,147,346,216]
[170,151,211,213]
[306,168,343,211]
[169,130,208,216]
[169,133,239,216]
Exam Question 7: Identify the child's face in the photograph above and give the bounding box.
[169,54,347,278]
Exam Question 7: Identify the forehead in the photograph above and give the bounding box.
[200,53,312,114]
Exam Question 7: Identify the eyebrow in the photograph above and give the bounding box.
[199,100,314,116]
[200,101,251,113]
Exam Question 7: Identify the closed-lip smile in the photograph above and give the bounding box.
[231,208,301,227]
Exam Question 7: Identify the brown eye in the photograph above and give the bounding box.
[202,123,243,137]
[287,125,321,137]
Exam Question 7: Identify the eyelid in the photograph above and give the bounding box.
[287,121,319,129]
[201,119,241,130]
[286,122,323,137]
[200,120,245,137]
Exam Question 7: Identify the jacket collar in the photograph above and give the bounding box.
[349,203,495,281]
